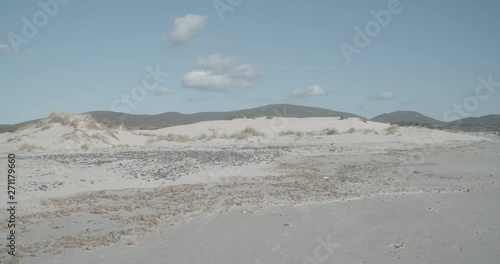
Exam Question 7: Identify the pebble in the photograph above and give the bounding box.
[24,147,290,182]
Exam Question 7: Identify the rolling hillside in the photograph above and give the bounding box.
[371,111,500,132]
[2,105,499,133]
[370,111,446,126]
[1,104,360,132]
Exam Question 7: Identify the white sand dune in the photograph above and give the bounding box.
[0,113,146,152]
[0,112,498,263]
[138,116,390,137]
[0,113,488,153]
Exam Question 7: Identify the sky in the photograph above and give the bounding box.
[1,0,499,124]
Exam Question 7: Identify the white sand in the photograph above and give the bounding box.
[0,113,497,263]
[137,117,390,137]
[0,114,488,205]
[0,114,486,153]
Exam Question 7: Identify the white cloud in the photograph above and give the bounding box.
[289,85,326,99]
[367,92,394,101]
[15,49,34,62]
[155,87,174,96]
[226,64,260,80]
[162,14,208,46]
[15,56,33,62]
[194,54,239,72]
[182,70,244,90]
[182,55,260,92]
[0,44,10,55]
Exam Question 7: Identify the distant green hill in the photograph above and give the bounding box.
[2,105,498,133]
[446,115,500,132]
[370,111,446,126]
[86,104,360,129]
[1,104,360,132]
[371,111,500,132]
[0,120,40,134]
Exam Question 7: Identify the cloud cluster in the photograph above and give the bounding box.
[182,55,260,92]
[289,85,326,99]
[0,45,33,62]
[155,87,174,96]
[15,49,33,62]
[367,92,394,101]
[0,44,10,54]
[162,14,208,46]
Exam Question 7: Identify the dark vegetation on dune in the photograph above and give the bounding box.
[1,104,359,132]
[1,104,499,134]
[372,111,500,133]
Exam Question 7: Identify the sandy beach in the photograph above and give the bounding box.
[0,115,499,263]
[2,0,499,262]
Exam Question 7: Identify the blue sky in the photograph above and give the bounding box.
[1,0,499,124]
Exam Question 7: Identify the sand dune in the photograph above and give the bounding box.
[0,113,487,153]
[0,113,497,263]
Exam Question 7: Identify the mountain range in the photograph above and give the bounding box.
[1,104,499,133]
[371,111,500,132]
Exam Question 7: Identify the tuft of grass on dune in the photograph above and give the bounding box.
[230,127,265,140]
[385,124,400,135]
[147,134,192,143]
[279,130,304,137]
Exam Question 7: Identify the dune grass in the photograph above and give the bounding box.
[347,127,357,134]
[385,124,400,135]
[324,128,340,135]
[19,143,43,151]
[47,112,72,126]
[196,131,229,140]
[362,128,378,135]
[230,127,265,140]
[148,133,192,143]
[279,130,304,137]
[81,143,91,150]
